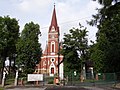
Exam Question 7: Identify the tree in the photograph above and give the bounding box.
[61,46,80,73]
[89,1,120,72]
[61,24,89,73]
[0,16,19,82]
[94,0,119,7]
[16,22,42,75]
[89,42,105,73]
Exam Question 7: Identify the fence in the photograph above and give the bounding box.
[64,72,120,87]
[1,72,120,87]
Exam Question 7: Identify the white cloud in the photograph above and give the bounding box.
[18,0,51,13]
[54,1,101,45]
[0,0,101,49]
[39,0,101,49]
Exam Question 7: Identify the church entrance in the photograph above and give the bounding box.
[51,68,54,74]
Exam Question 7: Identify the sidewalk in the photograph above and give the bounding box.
[4,85,46,90]
[5,87,46,90]
[0,84,46,90]
[83,86,120,90]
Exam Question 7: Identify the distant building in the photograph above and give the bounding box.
[37,6,64,79]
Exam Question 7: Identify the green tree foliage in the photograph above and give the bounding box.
[89,1,120,72]
[0,16,19,58]
[61,24,89,72]
[0,16,19,55]
[16,22,42,75]
[61,46,79,72]
[0,16,19,74]
[89,43,105,73]
[94,0,119,7]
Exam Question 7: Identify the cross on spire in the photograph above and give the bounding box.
[54,3,55,8]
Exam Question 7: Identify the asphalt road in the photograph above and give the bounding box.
[45,86,88,90]
[6,87,88,90]
[5,86,119,90]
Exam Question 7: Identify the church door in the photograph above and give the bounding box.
[51,68,54,74]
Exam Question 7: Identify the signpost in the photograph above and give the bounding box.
[27,74,43,81]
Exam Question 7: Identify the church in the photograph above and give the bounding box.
[37,6,64,79]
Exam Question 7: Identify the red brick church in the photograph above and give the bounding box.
[37,6,64,79]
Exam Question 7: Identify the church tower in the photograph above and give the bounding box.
[38,5,63,79]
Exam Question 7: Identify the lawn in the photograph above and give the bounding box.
[0,87,4,90]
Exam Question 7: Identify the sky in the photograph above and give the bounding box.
[0,0,101,50]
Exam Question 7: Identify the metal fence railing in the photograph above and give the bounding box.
[64,72,119,87]
[1,72,120,88]
[16,72,120,87]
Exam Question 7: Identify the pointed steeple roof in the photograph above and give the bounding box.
[50,5,58,27]
[49,5,59,33]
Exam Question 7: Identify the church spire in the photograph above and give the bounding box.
[50,5,58,28]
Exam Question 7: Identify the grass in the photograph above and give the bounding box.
[5,78,14,85]
[0,87,4,90]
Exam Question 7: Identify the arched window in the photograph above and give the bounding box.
[51,41,55,52]
[52,44,54,52]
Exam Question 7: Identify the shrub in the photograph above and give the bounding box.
[48,80,53,84]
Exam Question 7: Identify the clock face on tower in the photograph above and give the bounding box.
[49,35,55,38]
[51,35,55,38]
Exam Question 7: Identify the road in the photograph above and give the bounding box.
[5,86,119,90]
[6,87,88,90]
[45,86,88,90]
[5,86,105,90]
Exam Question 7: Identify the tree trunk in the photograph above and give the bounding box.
[0,70,1,84]
[1,56,5,84]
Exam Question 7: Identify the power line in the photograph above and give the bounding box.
[40,15,97,42]
[40,16,92,30]
[60,16,91,25]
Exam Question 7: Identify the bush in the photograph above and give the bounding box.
[48,80,53,84]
